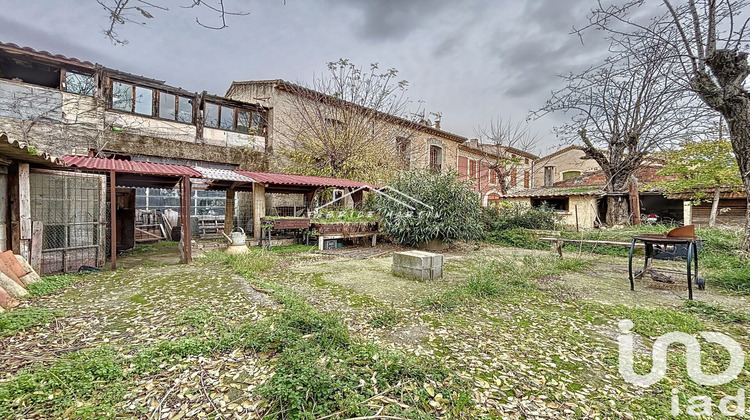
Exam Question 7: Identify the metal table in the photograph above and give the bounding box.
[628,234,700,300]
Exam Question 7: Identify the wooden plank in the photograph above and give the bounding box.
[134,226,164,239]
[30,221,43,274]
[538,237,645,247]
[98,175,107,269]
[18,163,30,241]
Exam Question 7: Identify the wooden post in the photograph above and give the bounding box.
[18,163,31,261]
[252,183,266,239]
[629,179,641,226]
[98,175,107,268]
[224,188,235,233]
[30,221,43,274]
[180,176,192,264]
[110,170,117,270]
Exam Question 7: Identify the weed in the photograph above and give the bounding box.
[683,300,750,323]
[27,274,81,297]
[0,307,59,336]
[369,304,403,328]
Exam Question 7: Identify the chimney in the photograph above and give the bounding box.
[469,138,479,148]
[434,119,441,130]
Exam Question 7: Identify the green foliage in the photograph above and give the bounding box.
[482,202,560,231]
[374,169,483,246]
[650,139,742,202]
[485,227,549,249]
[0,347,126,418]
[0,307,59,336]
[27,274,81,296]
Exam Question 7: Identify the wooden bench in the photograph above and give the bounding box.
[318,232,377,250]
[539,237,645,257]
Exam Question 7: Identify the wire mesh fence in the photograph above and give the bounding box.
[29,169,107,274]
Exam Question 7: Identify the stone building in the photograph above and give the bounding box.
[532,145,600,188]
[457,139,537,205]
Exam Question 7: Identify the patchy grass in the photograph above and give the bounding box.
[683,300,750,324]
[368,304,404,328]
[0,347,126,419]
[0,307,60,336]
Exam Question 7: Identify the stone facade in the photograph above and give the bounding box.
[225,80,466,176]
[532,146,600,189]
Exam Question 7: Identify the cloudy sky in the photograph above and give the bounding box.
[0,0,621,155]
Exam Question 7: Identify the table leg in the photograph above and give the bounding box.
[686,242,694,300]
[628,238,636,291]
[643,243,652,274]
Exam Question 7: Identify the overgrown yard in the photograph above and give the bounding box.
[1,240,749,419]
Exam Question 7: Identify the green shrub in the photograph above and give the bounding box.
[482,202,560,231]
[373,169,483,246]
[486,227,548,249]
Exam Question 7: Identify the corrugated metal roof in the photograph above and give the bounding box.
[0,42,95,68]
[236,170,373,189]
[194,166,254,183]
[62,156,202,178]
[0,133,63,167]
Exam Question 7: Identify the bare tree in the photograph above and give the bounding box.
[538,38,705,225]
[96,0,250,45]
[275,59,423,184]
[474,118,539,195]
[579,0,750,248]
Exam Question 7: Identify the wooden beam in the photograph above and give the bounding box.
[180,176,193,264]
[252,183,266,239]
[17,163,30,261]
[110,170,117,270]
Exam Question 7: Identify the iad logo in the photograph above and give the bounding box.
[617,319,747,416]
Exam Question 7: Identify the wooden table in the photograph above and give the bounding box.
[628,234,701,300]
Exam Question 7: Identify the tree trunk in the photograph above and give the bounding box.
[724,109,750,251]
[606,195,630,226]
[709,188,721,228]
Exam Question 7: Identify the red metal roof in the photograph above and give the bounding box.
[62,156,202,178]
[237,171,373,189]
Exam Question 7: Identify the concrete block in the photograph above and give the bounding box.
[392,250,443,281]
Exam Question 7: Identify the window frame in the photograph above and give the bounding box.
[204,102,264,134]
[429,145,443,171]
[109,80,155,116]
[62,69,95,97]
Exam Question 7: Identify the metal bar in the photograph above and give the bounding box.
[109,170,116,270]
[687,242,694,300]
[628,238,636,291]
[378,186,434,210]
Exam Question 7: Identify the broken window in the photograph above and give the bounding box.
[159,92,176,119]
[65,71,94,96]
[177,96,192,123]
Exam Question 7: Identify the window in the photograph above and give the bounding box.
[524,171,530,188]
[487,193,501,206]
[220,106,235,130]
[458,156,468,180]
[65,71,94,96]
[525,158,530,165]
[177,97,192,123]
[510,168,517,187]
[429,145,442,171]
[112,81,133,112]
[111,81,153,115]
[532,198,569,212]
[204,103,219,128]
[396,137,411,167]
[204,102,262,133]
[159,93,177,120]
[489,168,497,185]
[562,171,581,180]
[469,160,477,180]
[544,166,555,187]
